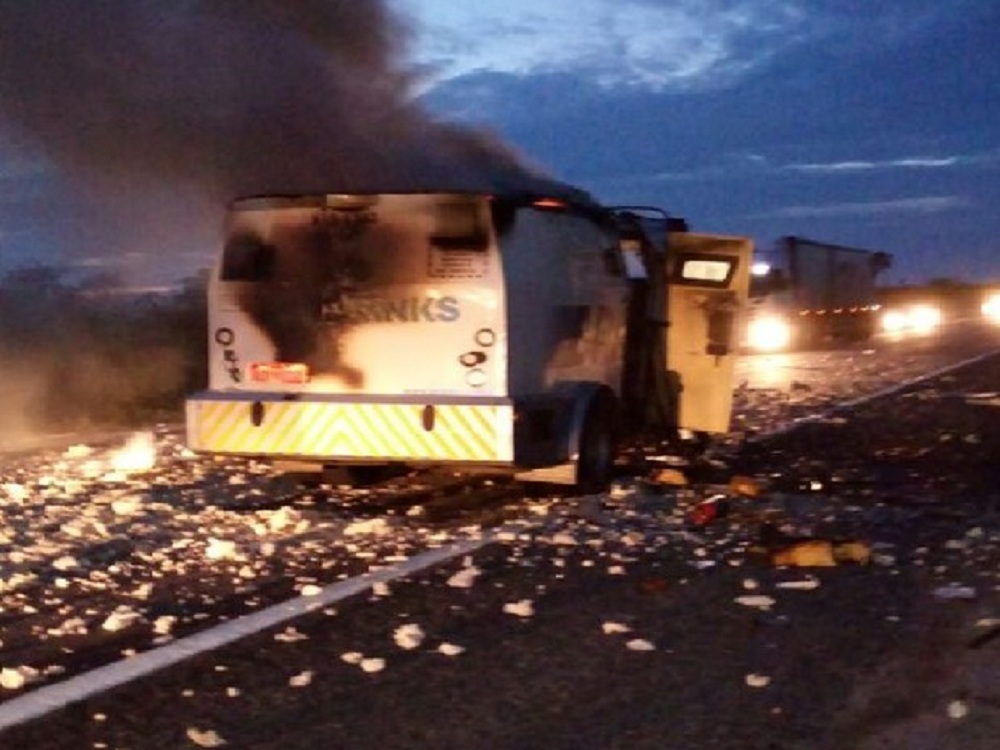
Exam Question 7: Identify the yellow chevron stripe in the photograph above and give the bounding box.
[188,399,512,462]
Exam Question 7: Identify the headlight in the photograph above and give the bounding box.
[747,316,792,351]
[909,304,942,332]
[982,293,1000,322]
[880,309,909,333]
[882,305,942,334]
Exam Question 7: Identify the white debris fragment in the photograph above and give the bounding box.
[2,483,28,503]
[393,623,425,650]
[111,496,142,516]
[447,564,481,589]
[52,556,79,572]
[153,616,177,636]
[186,727,227,747]
[289,670,313,688]
[503,599,534,618]
[340,652,364,665]
[947,699,969,719]
[110,432,156,474]
[602,622,631,635]
[438,643,465,657]
[343,518,391,537]
[274,627,308,643]
[776,579,820,591]
[360,657,386,673]
[625,638,656,652]
[742,578,760,590]
[745,673,772,688]
[1,667,29,690]
[372,582,390,597]
[50,617,87,637]
[299,584,323,597]
[266,507,293,533]
[102,606,141,632]
[550,531,577,546]
[735,595,776,609]
[932,584,977,600]
[205,538,238,561]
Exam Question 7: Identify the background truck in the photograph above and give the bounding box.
[745,235,892,351]
[185,188,752,490]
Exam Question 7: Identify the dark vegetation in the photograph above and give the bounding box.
[0,266,208,432]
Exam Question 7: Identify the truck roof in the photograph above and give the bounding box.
[231,176,599,213]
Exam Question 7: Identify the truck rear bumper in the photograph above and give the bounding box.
[185,392,515,464]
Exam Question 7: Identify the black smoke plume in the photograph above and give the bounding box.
[0,0,582,216]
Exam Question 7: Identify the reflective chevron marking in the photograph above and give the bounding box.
[186,398,513,462]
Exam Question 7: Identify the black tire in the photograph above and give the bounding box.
[575,391,620,493]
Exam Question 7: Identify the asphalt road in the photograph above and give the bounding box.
[2,319,1000,749]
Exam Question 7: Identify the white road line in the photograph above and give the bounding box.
[0,535,494,733]
[747,346,1000,443]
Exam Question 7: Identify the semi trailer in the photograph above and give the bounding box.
[746,235,892,351]
[185,188,752,490]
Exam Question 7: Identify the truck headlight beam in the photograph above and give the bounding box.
[747,316,792,351]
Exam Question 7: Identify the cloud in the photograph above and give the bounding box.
[784,156,963,173]
[757,196,967,219]
[394,0,807,91]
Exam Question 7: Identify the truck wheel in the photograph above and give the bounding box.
[575,390,620,493]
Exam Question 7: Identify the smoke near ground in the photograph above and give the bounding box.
[0,268,208,442]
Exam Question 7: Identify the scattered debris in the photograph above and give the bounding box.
[933,584,977,600]
[745,673,771,688]
[1,667,31,690]
[393,623,425,650]
[776,578,820,591]
[653,468,688,486]
[186,727,227,747]
[360,658,386,674]
[274,627,308,643]
[947,699,969,720]
[102,606,141,633]
[625,638,656,651]
[602,622,632,635]
[289,670,313,688]
[729,475,762,497]
[447,563,481,589]
[503,599,534,618]
[688,496,728,527]
[735,595,776,610]
[770,539,871,567]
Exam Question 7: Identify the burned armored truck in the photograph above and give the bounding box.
[185,187,751,490]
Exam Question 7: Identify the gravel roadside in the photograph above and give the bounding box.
[3,353,998,749]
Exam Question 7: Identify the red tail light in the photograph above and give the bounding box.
[248,362,310,385]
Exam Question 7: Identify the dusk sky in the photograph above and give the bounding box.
[0,1,998,286]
